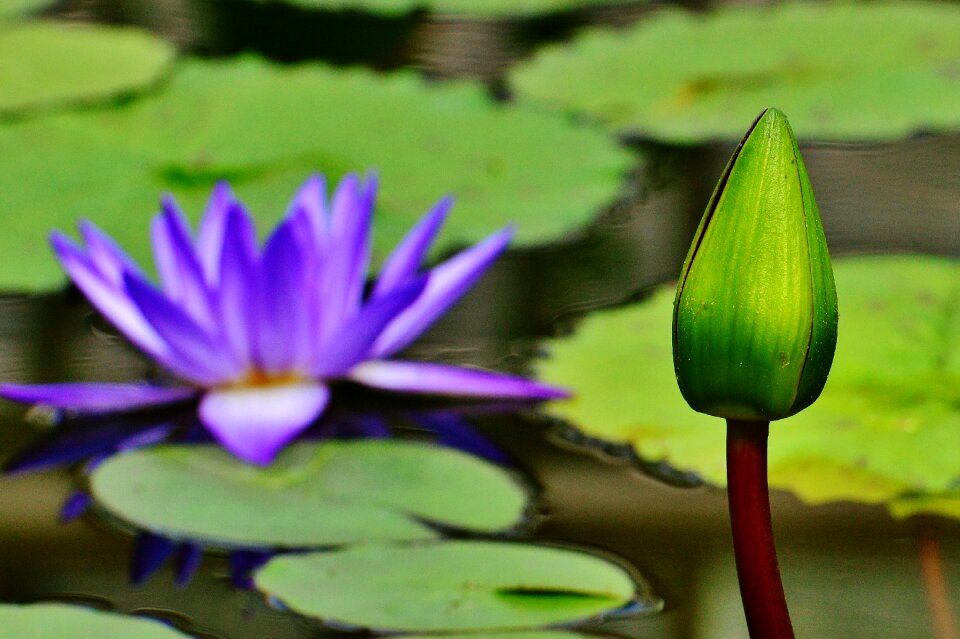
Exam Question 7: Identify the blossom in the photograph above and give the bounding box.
[0,174,567,464]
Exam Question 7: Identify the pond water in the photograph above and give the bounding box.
[1,1,959,638]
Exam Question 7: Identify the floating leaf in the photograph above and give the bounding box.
[889,492,960,520]
[0,603,190,638]
[230,0,641,18]
[0,21,175,116]
[0,0,56,19]
[0,56,632,291]
[538,256,960,517]
[512,2,960,142]
[255,541,654,631]
[91,440,528,547]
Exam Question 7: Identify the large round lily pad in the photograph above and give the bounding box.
[538,255,960,517]
[0,21,175,116]
[0,603,190,638]
[90,440,528,547]
[512,2,960,142]
[0,55,632,291]
[255,541,654,631]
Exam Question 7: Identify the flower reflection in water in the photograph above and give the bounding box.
[4,403,521,588]
[0,174,566,464]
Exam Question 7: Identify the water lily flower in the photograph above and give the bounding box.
[0,173,567,464]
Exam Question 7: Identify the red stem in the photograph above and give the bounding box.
[726,419,795,639]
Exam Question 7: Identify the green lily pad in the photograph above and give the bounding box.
[90,440,528,547]
[255,540,654,631]
[0,21,175,116]
[0,0,56,19]
[0,56,632,291]
[538,255,960,517]
[233,0,640,18]
[0,603,190,638]
[512,2,960,142]
[889,492,960,520]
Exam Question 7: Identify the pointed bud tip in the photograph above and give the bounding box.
[744,107,795,147]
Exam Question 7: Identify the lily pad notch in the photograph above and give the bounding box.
[254,540,660,632]
[90,440,530,549]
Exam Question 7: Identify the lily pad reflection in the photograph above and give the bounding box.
[539,255,960,518]
[90,440,528,547]
[0,603,190,638]
[255,540,655,631]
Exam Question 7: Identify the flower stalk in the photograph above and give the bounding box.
[727,419,794,639]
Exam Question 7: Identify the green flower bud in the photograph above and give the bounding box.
[672,108,838,421]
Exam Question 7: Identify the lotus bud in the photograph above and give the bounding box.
[672,108,838,421]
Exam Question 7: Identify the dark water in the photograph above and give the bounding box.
[3,1,960,638]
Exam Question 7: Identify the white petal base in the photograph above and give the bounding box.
[199,381,330,465]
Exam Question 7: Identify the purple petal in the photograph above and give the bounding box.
[0,382,197,413]
[84,452,110,474]
[416,412,511,466]
[4,420,175,475]
[215,204,259,368]
[116,424,176,451]
[5,424,127,474]
[288,174,328,242]
[372,196,451,298]
[78,220,144,284]
[59,492,92,523]
[124,273,242,385]
[311,277,426,377]
[321,174,374,337]
[175,543,204,588]
[371,227,513,358]
[51,232,167,357]
[347,360,570,400]
[255,219,313,373]
[152,197,214,327]
[197,182,236,285]
[198,381,330,465]
[229,549,273,589]
[131,533,176,585]
[336,415,391,439]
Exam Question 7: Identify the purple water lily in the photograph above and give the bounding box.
[0,174,567,464]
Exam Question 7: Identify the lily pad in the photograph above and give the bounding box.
[0,21,175,116]
[0,56,632,291]
[233,0,641,18]
[512,2,960,142]
[0,0,56,19]
[538,255,960,517]
[0,603,189,638]
[255,541,653,631]
[889,492,960,520]
[90,440,528,547]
